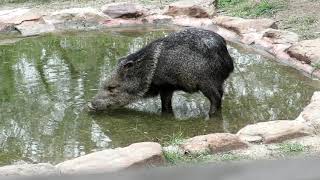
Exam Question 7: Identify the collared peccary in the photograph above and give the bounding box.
[88,28,234,117]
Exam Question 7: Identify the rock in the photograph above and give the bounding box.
[237,120,314,144]
[0,8,42,24]
[143,15,173,25]
[262,29,299,44]
[172,16,213,28]
[101,3,146,18]
[103,19,144,27]
[0,163,59,177]
[44,8,109,30]
[15,19,55,36]
[165,0,217,18]
[298,92,320,133]
[213,16,277,34]
[286,39,320,65]
[0,22,15,32]
[56,142,165,175]
[180,133,248,154]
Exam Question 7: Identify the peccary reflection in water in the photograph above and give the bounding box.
[89,28,234,117]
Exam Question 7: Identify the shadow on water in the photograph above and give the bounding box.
[0,27,319,165]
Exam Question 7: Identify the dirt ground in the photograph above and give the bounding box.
[271,0,320,40]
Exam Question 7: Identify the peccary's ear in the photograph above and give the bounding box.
[123,61,134,68]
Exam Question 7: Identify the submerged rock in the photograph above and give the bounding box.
[101,3,146,19]
[180,133,248,154]
[286,39,320,65]
[237,120,314,144]
[213,16,277,34]
[0,163,59,177]
[56,142,165,175]
[165,0,217,18]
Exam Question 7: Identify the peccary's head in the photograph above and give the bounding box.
[88,58,140,111]
[88,41,162,112]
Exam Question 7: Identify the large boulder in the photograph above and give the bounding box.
[286,39,320,65]
[297,92,320,133]
[0,163,59,177]
[43,8,109,30]
[213,16,277,34]
[56,142,165,175]
[101,3,146,18]
[237,120,314,144]
[165,0,217,18]
[180,133,248,154]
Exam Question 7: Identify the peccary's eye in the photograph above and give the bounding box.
[107,86,115,91]
[104,85,118,92]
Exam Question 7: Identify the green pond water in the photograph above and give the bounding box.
[0,28,319,165]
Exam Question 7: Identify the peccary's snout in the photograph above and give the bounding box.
[88,97,109,112]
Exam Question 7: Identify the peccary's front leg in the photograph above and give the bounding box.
[200,84,222,117]
[160,90,173,114]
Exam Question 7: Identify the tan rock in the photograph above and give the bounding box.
[165,0,217,18]
[237,120,314,144]
[172,16,213,28]
[44,7,109,25]
[213,16,277,34]
[262,28,299,44]
[0,163,59,177]
[298,92,320,133]
[143,15,173,25]
[286,39,320,65]
[0,22,14,32]
[101,3,146,18]
[0,8,42,24]
[56,142,165,175]
[15,19,55,36]
[180,133,248,154]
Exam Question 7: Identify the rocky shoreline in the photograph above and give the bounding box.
[0,0,320,177]
[0,91,319,177]
[1,1,320,79]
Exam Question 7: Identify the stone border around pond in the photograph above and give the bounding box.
[1,1,320,79]
[0,0,320,177]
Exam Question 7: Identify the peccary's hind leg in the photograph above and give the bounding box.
[160,90,174,114]
[200,83,222,117]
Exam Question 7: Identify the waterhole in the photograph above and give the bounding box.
[0,28,319,165]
